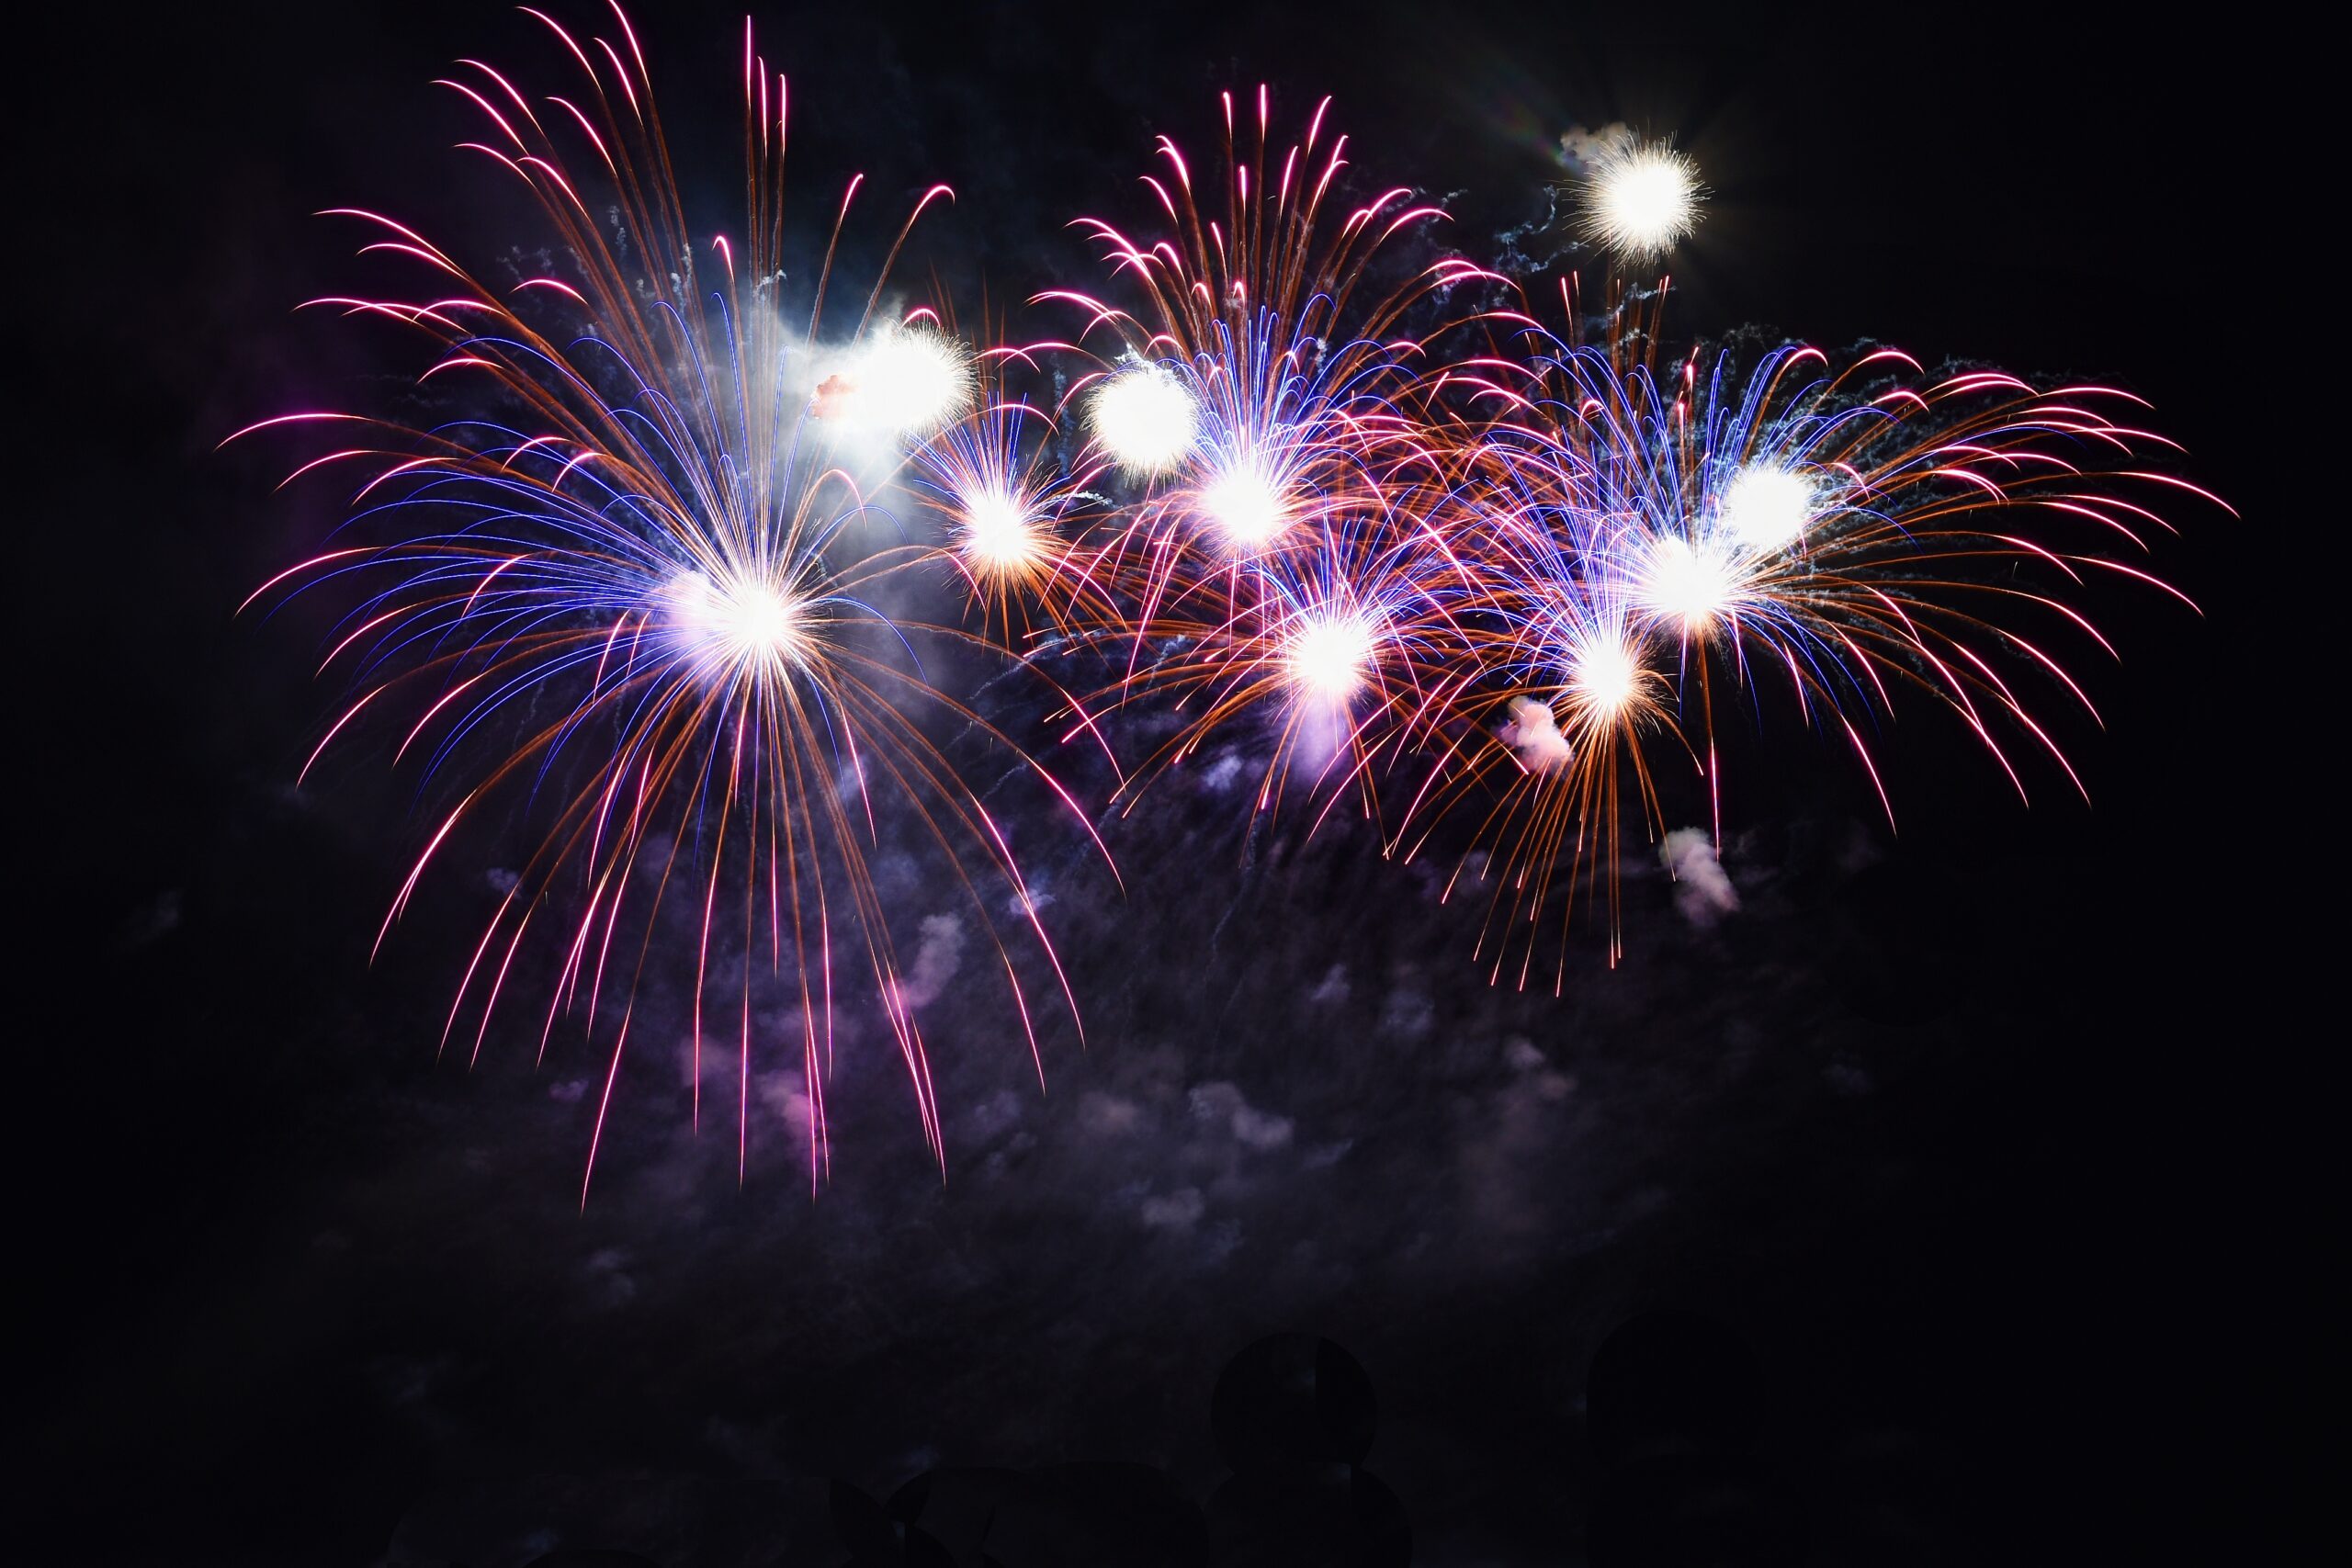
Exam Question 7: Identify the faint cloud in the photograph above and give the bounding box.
[118,889,183,950]
[967,1088,1025,1140]
[1139,1187,1204,1230]
[1506,1034,1575,1103]
[1189,1080,1295,1151]
[1077,1089,1143,1137]
[1826,1060,1873,1097]
[584,1247,637,1310]
[1303,1138,1353,1169]
[894,913,966,1009]
[1201,751,1248,793]
[758,1073,817,1145]
[1232,1103,1295,1151]
[1380,987,1435,1039]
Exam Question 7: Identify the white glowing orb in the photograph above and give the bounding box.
[1639,536,1741,635]
[667,568,808,674]
[1719,463,1815,552]
[1285,611,1379,705]
[957,488,1045,578]
[1089,366,1198,476]
[1585,140,1702,260]
[847,329,971,435]
[1568,635,1644,717]
[1199,456,1290,550]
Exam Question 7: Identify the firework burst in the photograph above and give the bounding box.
[1576,133,1703,262]
[242,13,2220,1183]
[1033,88,1510,829]
[235,7,1092,1195]
[904,342,1120,644]
[1398,296,2220,983]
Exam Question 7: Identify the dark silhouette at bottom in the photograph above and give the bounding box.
[462,1312,1819,1566]
[1585,1312,1807,1567]
[827,1334,1405,1567]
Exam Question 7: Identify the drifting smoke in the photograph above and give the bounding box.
[1661,829,1739,928]
[894,914,967,1010]
[1556,122,1635,172]
[1139,1188,1206,1230]
[1498,696,1573,773]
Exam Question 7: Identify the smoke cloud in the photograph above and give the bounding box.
[894,913,967,1010]
[1498,696,1573,772]
[1556,122,1636,172]
[1661,828,1740,927]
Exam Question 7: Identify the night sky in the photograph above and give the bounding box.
[23,3,2305,1563]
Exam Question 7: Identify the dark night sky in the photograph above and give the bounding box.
[19,3,2312,1564]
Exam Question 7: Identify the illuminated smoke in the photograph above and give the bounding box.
[1498,696,1573,772]
[1662,829,1739,927]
